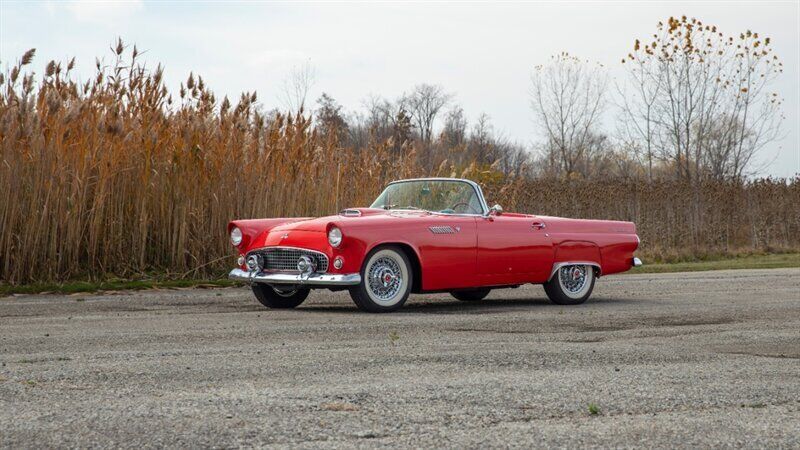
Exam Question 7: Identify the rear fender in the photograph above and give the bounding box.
[550,241,602,280]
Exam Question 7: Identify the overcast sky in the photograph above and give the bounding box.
[2,1,798,177]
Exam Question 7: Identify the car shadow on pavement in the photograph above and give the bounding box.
[299,296,642,314]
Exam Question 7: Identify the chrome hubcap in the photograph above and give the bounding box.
[368,257,402,301]
[559,265,587,293]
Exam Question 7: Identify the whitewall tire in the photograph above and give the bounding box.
[349,246,413,313]
[543,264,596,305]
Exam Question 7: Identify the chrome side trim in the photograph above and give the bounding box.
[229,268,361,286]
[633,257,643,267]
[548,261,602,281]
[429,225,457,234]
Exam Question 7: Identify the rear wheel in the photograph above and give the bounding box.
[349,246,413,313]
[252,284,310,309]
[450,288,491,302]
[544,264,595,305]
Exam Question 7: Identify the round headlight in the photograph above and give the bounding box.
[230,227,243,246]
[328,227,342,247]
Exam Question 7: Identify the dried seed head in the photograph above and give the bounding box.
[21,48,36,65]
[45,60,56,77]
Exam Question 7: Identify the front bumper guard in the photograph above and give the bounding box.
[633,257,643,267]
[228,268,361,286]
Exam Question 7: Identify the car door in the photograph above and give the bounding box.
[414,215,479,291]
[476,214,553,285]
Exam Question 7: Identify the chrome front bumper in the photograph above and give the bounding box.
[228,268,361,286]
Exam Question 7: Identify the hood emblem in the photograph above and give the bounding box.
[281,233,289,240]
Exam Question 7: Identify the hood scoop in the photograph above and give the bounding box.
[337,207,387,218]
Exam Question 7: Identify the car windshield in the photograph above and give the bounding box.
[370,180,484,214]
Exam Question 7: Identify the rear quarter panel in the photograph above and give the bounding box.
[543,216,639,276]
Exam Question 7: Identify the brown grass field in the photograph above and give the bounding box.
[1,47,798,284]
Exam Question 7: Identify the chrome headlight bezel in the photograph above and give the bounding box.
[230,227,243,246]
[328,226,343,247]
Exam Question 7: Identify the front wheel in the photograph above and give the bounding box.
[544,264,595,305]
[349,246,413,313]
[252,284,310,309]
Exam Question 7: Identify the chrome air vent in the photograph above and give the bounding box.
[429,226,457,234]
[248,247,329,273]
[339,209,362,217]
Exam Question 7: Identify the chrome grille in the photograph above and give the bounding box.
[248,247,329,273]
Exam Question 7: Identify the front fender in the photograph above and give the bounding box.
[229,218,311,253]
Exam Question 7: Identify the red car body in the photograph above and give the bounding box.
[230,210,640,288]
[228,178,641,311]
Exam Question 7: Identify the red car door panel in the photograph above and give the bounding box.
[476,214,553,285]
[417,215,478,291]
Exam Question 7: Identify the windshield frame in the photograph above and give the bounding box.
[373,178,490,216]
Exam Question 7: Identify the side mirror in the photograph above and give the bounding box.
[489,204,503,216]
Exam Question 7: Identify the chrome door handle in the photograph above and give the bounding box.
[531,222,546,230]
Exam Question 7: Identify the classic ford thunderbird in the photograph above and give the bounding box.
[228,178,641,312]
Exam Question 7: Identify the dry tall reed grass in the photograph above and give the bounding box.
[1,46,797,284]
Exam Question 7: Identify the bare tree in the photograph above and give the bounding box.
[530,53,608,178]
[441,105,467,148]
[616,51,663,181]
[469,113,496,165]
[622,16,784,181]
[315,93,348,144]
[358,95,414,153]
[406,84,452,144]
[279,61,316,114]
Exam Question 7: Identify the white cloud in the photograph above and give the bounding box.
[246,49,308,70]
[60,0,143,24]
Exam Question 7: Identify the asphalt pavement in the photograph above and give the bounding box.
[1,268,798,448]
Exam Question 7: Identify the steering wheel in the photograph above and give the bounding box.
[450,201,478,214]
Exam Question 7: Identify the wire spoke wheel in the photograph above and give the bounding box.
[558,265,588,294]
[544,263,595,305]
[367,256,403,303]
[349,246,412,312]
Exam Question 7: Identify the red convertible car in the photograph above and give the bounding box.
[228,178,641,312]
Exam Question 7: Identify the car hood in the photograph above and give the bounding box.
[269,208,430,232]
